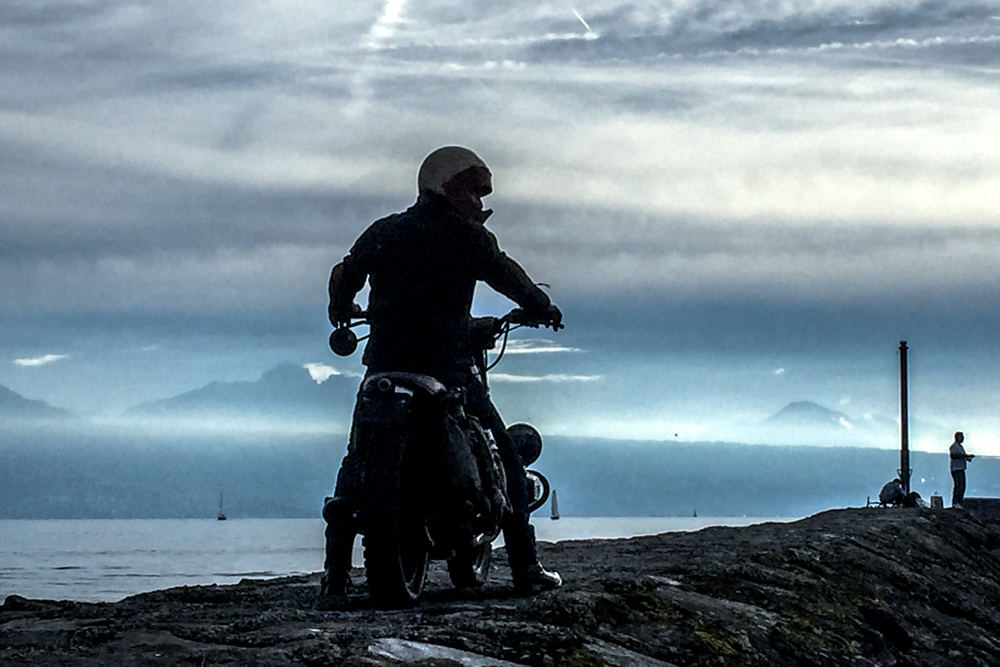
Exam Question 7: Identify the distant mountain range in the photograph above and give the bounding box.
[123,363,359,426]
[120,366,918,448]
[0,385,73,420]
[127,368,865,428]
[3,366,924,450]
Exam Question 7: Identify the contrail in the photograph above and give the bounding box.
[572,8,592,32]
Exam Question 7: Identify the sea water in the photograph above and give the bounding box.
[0,517,791,602]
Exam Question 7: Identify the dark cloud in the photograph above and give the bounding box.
[0,1,109,27]
[560,296,1000,356]
[142,64,289,93]
[1,308,327,344]
[499,201,1000,263]
[0,176,397,261]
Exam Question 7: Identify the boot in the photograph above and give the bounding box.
[512,562,563,596]
[319,497,356,602]
[504,521,562,596]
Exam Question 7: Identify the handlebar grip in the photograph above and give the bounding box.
[507,308,563,330]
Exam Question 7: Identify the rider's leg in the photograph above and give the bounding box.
[497,446,562,594]
[321,495,356,596]
[462,375,561,594]
[321,405,363,597]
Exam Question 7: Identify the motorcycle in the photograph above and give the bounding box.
[327,308,556,609]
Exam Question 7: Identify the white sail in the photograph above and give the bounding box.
[550,489,560,520]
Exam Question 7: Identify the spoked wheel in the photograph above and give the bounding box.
[447,534,493,588]
[362,429,430,609]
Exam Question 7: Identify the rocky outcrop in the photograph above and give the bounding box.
[3,508,1000,666]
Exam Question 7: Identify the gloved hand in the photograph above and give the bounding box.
[329,303,363,328]
[545,304,563,330]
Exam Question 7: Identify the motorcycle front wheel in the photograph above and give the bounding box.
[447,534,492,588]
[362,428,430,609]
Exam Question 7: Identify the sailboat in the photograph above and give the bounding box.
[550,489,560,520]
[217,492,227,521]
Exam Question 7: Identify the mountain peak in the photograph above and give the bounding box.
[259,363,313,385]
[124,363,358,426]
[765,401,851,428]
[0,384,74,420]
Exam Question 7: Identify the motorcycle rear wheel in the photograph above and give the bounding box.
[447,535,492,588]
[362,429,430,609]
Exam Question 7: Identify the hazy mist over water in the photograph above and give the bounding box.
[2,426,997,521]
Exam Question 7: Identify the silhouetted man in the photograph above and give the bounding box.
[950,431,974,508]
[322,146,563,598]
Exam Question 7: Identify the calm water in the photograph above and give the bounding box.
[0,517,791,602]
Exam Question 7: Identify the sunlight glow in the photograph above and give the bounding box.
[368,0,407,45]
[964,432,1000,458]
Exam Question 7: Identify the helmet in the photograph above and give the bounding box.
[507,423,543,466]
[417,146,491,196]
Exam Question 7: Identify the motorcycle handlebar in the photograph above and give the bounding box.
[503,308,564,331]
[337,307,562,331]
[330,305,562,358]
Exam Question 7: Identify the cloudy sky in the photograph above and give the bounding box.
[3,0,1000,451]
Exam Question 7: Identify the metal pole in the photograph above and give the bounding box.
[898,341,911,494]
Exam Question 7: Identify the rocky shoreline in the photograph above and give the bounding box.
[3,508,1000,666]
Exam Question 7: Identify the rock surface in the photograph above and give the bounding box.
[3,508,1000,666]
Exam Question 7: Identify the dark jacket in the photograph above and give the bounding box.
[329,193,552,375]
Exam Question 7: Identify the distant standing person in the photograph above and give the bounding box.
[949,431,975,508]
